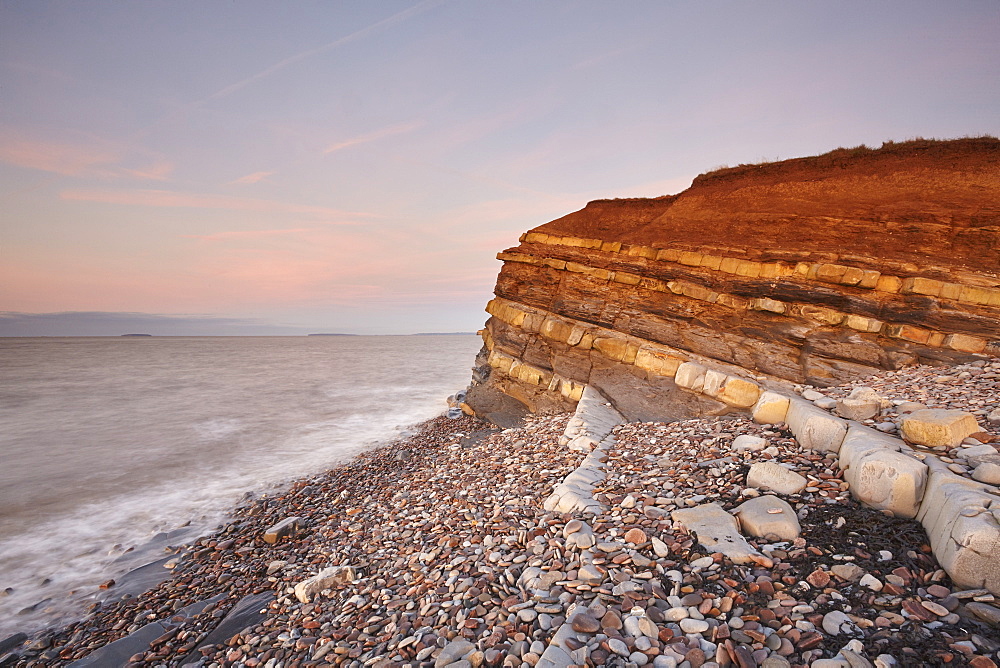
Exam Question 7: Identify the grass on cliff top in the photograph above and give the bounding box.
[693,134,1000,185]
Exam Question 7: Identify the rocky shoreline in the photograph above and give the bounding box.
[2,364,1000,668]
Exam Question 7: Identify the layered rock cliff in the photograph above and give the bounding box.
[469,138,1000,423]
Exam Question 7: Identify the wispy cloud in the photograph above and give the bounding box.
[60,188,373,220]
[121,160,174,181]
[324,121,423,154]
[228,170,276,185]
[204,0,446,102]
[0,134,119,177]
[184,228,317,242]
[0,131,174,182]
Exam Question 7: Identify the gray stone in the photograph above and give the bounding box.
[973,462,1000,485]
[966,602,1000,627]
[835,386,884,421]
[746,462,807,495]
[732,495,800,540]
[915,463,1000,594]
[822,610,860,635]
[839,425,927,519]
[435,640,476,667]
[671,503,772,566]
[732,435,766,451]
[785,398,848,453]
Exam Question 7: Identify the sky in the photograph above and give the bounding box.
[1,1,998,336]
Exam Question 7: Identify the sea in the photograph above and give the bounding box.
[0,334,483,638]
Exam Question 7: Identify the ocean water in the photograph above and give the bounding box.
[0,334,482,637]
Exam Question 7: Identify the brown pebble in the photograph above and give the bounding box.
[806,569,830,588]
[686,647,706,668]
[571,612,601,633]
[624,527,648,544]
[601,609,622,630]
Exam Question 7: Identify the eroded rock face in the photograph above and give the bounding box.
[469,139,1000,421]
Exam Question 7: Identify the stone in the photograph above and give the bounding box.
[435,640,476,667]
[679,618,710,634]
[859,573,883,591]
[822,610,860,635]
[746,462,807,495]
[785,398,848,453]
[674,362,708,393]
[571,612,601,633]
[900,409,982,448]
[732,434,766,451]
[973,462,1000,485]
[989,408,1000,425]
[651,536,670,557]
[916,465,1000,594]
[671,503,771,566]
[732,495,800,540]
[625,528,648,544]
[831,563,864,582]
[752,391,791,424]
[966,602,1000,627]
[293,565,357,603]
[838,425,927,519]
[262,516,302,544]
[962,445,1000,466]
[835,387,883,421]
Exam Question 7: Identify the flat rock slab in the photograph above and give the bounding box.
[747,461,807,495]
[732,495,800,540]
[900,409,981,448]
[671,503,771,566]
[69,621,168,668]
[180,592,274,665]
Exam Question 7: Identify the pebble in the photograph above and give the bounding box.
[13,370,1000,668]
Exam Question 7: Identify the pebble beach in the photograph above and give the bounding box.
[4,363,1000,668]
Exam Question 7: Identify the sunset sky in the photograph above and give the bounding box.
[2,1,998,335]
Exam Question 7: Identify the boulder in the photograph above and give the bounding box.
[746,462,807,495]
[916,462,1000,594]
[835,387,883,421]
[785,398,848,453]
[900,409,981,448]
[732,495,800,540]
[671,503,772,566]
[752,391,790,424]
[838,426,927,518]
[293,566,358,603]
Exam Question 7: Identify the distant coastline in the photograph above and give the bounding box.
[120,333,152,337]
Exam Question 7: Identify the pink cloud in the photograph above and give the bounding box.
[60,188,373,220]
[0,134,119,177]
[121,160,174,181]
[184,228,317,242]
[228,170,276,185]
[0,130,175,182]
[324,121,423,154]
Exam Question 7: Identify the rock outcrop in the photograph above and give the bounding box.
[469,138,1000,421]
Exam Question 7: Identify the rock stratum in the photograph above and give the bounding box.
[469,138,1000,424]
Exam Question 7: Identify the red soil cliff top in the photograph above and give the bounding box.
[534,138,1000,272]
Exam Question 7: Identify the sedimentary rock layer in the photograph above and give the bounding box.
[471,138,1000,420]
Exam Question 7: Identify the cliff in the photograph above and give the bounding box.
[469,138,1000,423]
